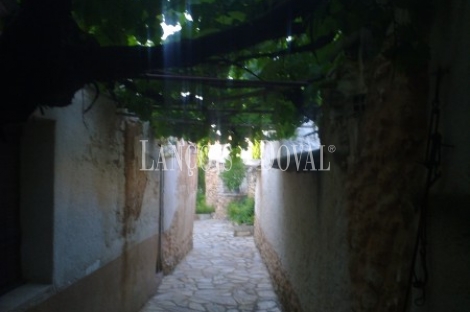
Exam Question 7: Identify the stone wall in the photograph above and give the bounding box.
[254,219,302,312]
[161,143,197,273]
[162,207,194,274]
[205,160,219,208]
[215,194,245,220]
[256,37,429,312]
[331,57,427,311]
[410,0,470,310]
[205,159,257,220]
[256,4,470,309]
[245,166,258,198]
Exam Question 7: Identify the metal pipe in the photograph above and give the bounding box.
[156,149,164,273]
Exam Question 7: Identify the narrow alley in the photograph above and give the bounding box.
[140,219,281,312]
[2,1,470,311]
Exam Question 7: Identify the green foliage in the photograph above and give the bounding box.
[215,11,246,26]
[227,197,255,225]
[71,0,269,47]
[221,155,245,192]
[197,167,206,193]
[252,139,261,160]
[197,139,210,169]
[72,0,164,46]
[67,0,431,145]
[196,191,214,214]
[0,0,432,153]
[69,0,320,146]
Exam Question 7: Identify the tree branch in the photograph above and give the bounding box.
[230,33,336,63]
[143,73,308,88]
[0,0,327,125]
[87,0,326,79]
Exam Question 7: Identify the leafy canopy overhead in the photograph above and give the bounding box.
[71,0,335,147]
[0,0,430,146]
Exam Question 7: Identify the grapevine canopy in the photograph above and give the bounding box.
[0,0,429,147]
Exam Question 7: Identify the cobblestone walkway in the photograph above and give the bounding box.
[139,219,282,312]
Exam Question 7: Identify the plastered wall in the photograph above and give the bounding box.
[255,141,350,312]
[39,89,160,288]
[0,87,195,312]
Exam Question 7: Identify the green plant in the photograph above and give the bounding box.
[196,191,215,214]
[252,139,261,160]
[227,197,255,225]
[197,167,206,194]
[197,139,210,169]
[221,155,245,192]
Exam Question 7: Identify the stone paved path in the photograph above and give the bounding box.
[139,219,282,312]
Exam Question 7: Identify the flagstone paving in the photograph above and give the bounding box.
[139,219,282,312]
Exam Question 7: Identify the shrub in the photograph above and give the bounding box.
[221,156,245,192]
[197,139,209,168]
[198,167,206,193]
[196,191,215,214]
[252,139,261,160]
[227,197,255,225]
